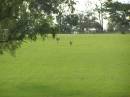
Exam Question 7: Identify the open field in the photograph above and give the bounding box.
[0,34,130,97]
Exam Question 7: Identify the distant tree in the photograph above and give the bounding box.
[57,14,78,33]
[57,12,103,34]
[95,0,104,31]
[103,0,130,33]
[77,13,103,33]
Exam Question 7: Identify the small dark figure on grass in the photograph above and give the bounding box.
[56,37,60,44]
[69,40,72,46]
[52,32,56,39]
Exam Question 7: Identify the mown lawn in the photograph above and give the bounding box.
[0,34,130,97]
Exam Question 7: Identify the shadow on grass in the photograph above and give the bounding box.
[0,82,82,97]
[0,80,130,97]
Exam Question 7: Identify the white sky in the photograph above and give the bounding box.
[75,0,130,12]
[75,0,100,13]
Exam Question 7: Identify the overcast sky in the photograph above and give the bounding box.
[75,0,130,12]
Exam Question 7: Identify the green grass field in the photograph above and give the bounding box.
[0,34,130,97]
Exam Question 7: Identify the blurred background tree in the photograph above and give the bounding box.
[103,0,130,33]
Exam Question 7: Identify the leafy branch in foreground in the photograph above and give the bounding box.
[0,0,76,54]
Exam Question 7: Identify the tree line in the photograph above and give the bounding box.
[56,0,130,34]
